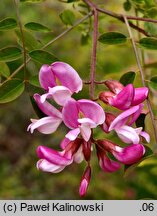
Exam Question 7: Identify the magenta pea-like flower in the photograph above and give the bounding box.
[108,105,150,144]
[28,60,150,197]
[62,98,105,141]
[39,62,83,106]
[99,80,148,110]
[37,138,84,173]
[97,139,145,166]
[96,144,121,172]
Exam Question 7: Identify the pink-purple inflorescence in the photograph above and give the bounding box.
[28,61,150,197]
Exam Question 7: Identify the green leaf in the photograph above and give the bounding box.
[29,50,58,64]
[15,29,41,51]
[124,146,153,178]
[146,7,157,18]
[148,76,157,91]
[123,0,132,11]
[0,62,10,78]
[20,0,45,2]
[0,79,24,103]
[0,18,17,31]
[59,10,75,26]
[0,47,22,62]
[29,75,40,87]
[119,71,136,86]
[144,22,157,37]
[139,37,157,50]
[25,22,51,32]
[81,32,90,45]
[98,32,127,45]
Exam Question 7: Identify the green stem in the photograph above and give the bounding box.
[14,0,27,81]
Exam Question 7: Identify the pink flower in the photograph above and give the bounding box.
[96,144,121,172]
[97,139,145,166]
[37,138,84,173]
[79,166,91,197]
[39,62,83,106]
[99,80,148,110]
[62,99,105,142]
[108,105,150,144]
[27,94,62,134]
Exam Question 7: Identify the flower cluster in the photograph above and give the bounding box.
[28,61,149,197]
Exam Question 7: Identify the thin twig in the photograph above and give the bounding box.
[89,9,98,99]
[83,0,99,99]
[94,80,106,84]
[14,0,27,80]
[123,15,157,147]
[97,8,149,36]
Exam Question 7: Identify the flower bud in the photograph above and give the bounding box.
[79,166,91,197]
[101,113,116,133]
[104,80,124,94]
[96,145,121,172]
[99,91,115,104]
[82,140,92,161]
[112,144,145,165]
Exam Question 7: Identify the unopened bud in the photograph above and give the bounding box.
[101,113,116,133]
[99,91,114,104]
[79,165,91,197]
[83,140,92,162]
[104,80,124,94]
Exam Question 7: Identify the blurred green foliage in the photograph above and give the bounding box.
[0,0,157,199]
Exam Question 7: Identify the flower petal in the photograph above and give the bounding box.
[51,62,83,93]
[109,105,142,130]
[60,137,71,149]
[110,84,134,110]
[80,124,91,142]
[34,94,62,118]
[37,146,72,166]
[78,118,96,128]
[128,103,143,126]
[131,87,149,106]
[62,99,79,129]
[39,64,56,90]
[65,128,80,141]
[113,144,145,164]
[140,131,150,143]
[73,146,84,163]
[79,166,91,197]
[79,179,88,197]
[27,116,62,134]
[48,86,72,106]
[99,155,121,172]
[78,99,105,125]
[115,125,140,144]
[40,86,72,106]
[37,159,65,173]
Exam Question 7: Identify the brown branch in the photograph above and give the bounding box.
[83,0,99,99]
[97,8,149,36]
